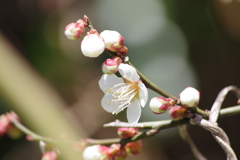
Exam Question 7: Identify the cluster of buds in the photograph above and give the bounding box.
[64,16,128,58]
[82,128,142,160]
[149,87,200,121]
[0,112,22,139]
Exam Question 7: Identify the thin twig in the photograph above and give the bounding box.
[210,86,240,124]
[104,105,240,129]
[179,125,207,160]
[208,86,239,160]
[190,115,237,160]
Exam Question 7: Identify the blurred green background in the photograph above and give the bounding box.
[0,0,240,159]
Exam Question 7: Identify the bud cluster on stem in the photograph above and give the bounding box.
[149,87,200,121]
[82,127,142,160]
[65,16,128,58]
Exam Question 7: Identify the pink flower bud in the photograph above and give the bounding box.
[81,33,105,58]
[41,151,57,160]
[117,128,138,139]
[101,58,119,75]
[64,19,87,40]
[169,106,187,121]
[100,30,127,53]
[179,87,200,108]
[109,144,128,160]
[125,140,142,155]
[149,97,172,114]
[82,145,111,160]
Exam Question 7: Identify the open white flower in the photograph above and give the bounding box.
[99,63,148,124]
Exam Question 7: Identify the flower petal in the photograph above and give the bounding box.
[138,82,148,107]
[101,94,119,113]
[127,99,141,124]
[118,64,140,82]
[99,74,124,92]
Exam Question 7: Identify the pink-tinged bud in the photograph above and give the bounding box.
[26,135,33,141]
[100,30,127,53]
[64,19,87,40]
[179,87,200,108]
[0,115,10,136]
[6,125,23,139]
[169,106,187,121]
[101,58,119,75]
[109,144,128,160]
[81,33,105,58]
[117,128,138,139]
[6,111,20,122]
[41,151,57,160]
[149,97,172,114]
[82,145,111,160]
[125,140,143,155]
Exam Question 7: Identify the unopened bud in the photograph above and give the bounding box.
[101,58,120,75]
[149,97,172,114]
[41,151,57,160]
[117,128,138,139]
[179,87,200,108]
[64,19,87,40]
[100,30,127,54]
[169,106,187,121]
[81,32,105,58]
[125,140,142,155]
[109,144,128,160]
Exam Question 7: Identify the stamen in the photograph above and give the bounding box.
[105,82,140,113]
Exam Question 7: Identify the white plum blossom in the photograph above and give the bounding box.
[179,87,200,108]
[81,34,105,58]
[99,63,148,124]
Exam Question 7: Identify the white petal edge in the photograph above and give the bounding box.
[118,63,140,82]
[101,94,119,113]
[99,74,124,92]
[127,99,141,125]
[138,82,148,107]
